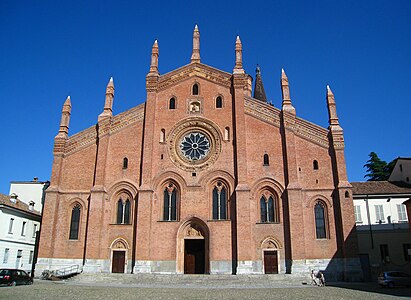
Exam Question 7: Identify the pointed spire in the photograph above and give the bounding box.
[190,25,200,63]
[253,65,267,102]
[98,77,115,121]
[57,96,71,138]
[326,85,339,126]
[281,68,295,114]
[149,39,159,74]
[233,35,244,74]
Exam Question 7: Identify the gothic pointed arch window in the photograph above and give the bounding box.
[212,181,228,220]
[163,183,178,221]
[69,203,81,240]
[260,193,279,223]
[314,201,328,239]
[116,194,131,224]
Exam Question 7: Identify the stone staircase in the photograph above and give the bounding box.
[68,273,311,288]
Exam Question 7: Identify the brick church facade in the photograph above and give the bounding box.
[37,26,361,279]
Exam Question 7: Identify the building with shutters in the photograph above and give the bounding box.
[36,26,361,280]
[0,193,41,275]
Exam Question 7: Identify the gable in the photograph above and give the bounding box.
[158,62,232,91]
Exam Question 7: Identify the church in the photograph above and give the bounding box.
[36,26,361,280]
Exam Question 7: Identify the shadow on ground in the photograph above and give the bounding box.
[328,282,411,298]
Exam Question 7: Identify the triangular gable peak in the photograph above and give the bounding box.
[158,62,232,91]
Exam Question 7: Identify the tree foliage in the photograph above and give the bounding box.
[364,152,396,181]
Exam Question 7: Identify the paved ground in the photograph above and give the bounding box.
[1,278,410,299]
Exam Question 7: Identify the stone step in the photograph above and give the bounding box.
[68,273,310,287]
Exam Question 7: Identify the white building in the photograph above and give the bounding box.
[352,181,411,280]
[389,158,411,185]
[0,193,41,274]
[9,178,49,213]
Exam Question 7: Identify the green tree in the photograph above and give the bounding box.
[364,152,396,181]
[364,152,387,180]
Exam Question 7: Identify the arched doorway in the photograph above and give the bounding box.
[261,237,282,274]
[177,218,209,274]
[110,238,129,273]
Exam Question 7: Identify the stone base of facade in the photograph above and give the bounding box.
[209,260,232,274]
[134,260,233,274]
[134,260,177,274]
[35,258,84,277]
[291,258,363,281]
[36,257,362,280]
[236,260,263,274]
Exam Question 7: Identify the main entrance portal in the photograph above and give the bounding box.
[177,217,209,274]
[184,239,205,274]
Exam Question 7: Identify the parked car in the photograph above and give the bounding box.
[0,269,33,286]
[378,271,411,288]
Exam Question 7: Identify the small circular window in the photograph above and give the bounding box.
[180,132,210,161]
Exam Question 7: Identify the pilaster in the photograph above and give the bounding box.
[134,66,159,265]
[84,107,112,264]
[232,70,252,273]
[280,70,305,271]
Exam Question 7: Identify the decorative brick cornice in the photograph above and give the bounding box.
[244,97,281,128]
[109,103,145,135]
[244,97,329,148]
[158,63,232,91]
[64,126,97,155]
[64,103,145,155]
[294,117,329,148]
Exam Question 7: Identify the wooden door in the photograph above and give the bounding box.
[185,253,196,274]
[112,251,125,273]
[184,239,205,274]
[264,251,278,274]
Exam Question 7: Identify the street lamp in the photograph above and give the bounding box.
[364,195,374,249]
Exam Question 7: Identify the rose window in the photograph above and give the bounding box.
[179,132,210,161]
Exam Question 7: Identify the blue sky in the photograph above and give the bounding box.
[0,0,410,194]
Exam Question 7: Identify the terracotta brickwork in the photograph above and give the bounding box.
[37,27,360,279]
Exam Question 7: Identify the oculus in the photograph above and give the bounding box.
[168,117,222,171]
[180,132,210,161]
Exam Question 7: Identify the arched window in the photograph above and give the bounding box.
[345,191,349,198]
[260,194,279,223]
[69,204,81,240]
[313,160,319,170]
[124,200,130,224]
[263,154,269,166]
[123,157,128,169]
[314,201,327,239]
[117,200,123,224]
[163,183,177,221]
[212,181,228,220]
[192,83,199,95]
[216,96,223,108]
[169,97,176,109]
[160,129,165,143]
[117,197,131,224]
[224,127,230,141]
